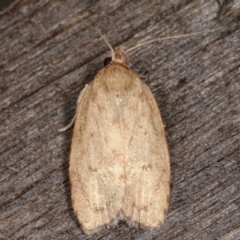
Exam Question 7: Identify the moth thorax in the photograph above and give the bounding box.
[112,47,126,65]
[103,63,133,94]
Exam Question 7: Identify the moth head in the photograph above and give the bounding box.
[111,47,127,65]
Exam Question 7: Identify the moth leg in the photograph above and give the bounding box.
[58,84,88,132]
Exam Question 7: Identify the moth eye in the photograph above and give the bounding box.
[103,57,112,66]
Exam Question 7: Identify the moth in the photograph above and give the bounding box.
[60,42,170,235]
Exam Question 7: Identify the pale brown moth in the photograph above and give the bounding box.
[60,27,219,235]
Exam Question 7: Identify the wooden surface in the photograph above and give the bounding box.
[0,0,240,239]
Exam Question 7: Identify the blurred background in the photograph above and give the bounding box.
[0,0,15,11]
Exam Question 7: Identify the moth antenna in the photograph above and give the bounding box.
[79,17,114,56]
[126,28,222,53]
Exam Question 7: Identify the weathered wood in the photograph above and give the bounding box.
[0,0,239,239]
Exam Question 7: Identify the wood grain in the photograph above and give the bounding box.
[0,0,239,239]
